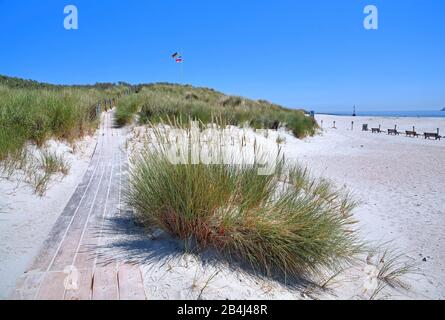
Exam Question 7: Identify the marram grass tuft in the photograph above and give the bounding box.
[126,123,361,281]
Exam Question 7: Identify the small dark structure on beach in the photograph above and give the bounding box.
[424,128,441,140]
[371,125,382,133]
[387,125,400,135]
[405,126,419,137]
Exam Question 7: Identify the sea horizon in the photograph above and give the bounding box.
[316,110,445,118]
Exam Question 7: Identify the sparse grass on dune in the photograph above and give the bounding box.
[32,149,71,196]
[365,246,417,300]
[39,149,70,176]
[116,84,317,138]
[0,146,71,196]
[126,123,361,281]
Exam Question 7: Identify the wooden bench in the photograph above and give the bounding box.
[387,129,400,135]
[424,132,441,140]
[405,130,419,138]
[371,128,382,133]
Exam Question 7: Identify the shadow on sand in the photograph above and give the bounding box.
[90,209,321,296]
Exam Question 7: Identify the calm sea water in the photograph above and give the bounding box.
[317,110,445,118]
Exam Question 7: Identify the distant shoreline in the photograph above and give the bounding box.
[316,110,445,118]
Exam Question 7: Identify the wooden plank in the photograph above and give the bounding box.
[37,272,67,300]
[29,154,103,272]
[74,244,97,271]
[74,164,117,269]
[118,265,146,300]
[9,274,27,299]
[50,166,109,271]
[92,267,118,300]
[12,110,136,300]
[33,162,104,272]
[9,290,23,300]
[92,165,121,268]
[9,275,26,300]
[61,156,100,217]
[28,216,73,272]
[12,272,45,300]
[64,269,93,300]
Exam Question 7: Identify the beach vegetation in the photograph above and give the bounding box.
[116,83,317,138]
[366,246,417,299]
[126,122,361,281]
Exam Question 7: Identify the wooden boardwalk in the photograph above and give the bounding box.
[10,111,146,300]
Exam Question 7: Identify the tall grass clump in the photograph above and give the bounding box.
[117,84,317,138]
[0,86,103,160]
[126,124,361,280]
[115,94,140,126]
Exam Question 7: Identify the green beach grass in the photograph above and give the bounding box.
[1,77,317,162]
[0,86,97,159]
[0,76,130,160]
[126,122,362,281]
[116,83,317,138]
[0,76,129,193]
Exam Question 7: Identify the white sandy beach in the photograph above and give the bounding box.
[1,114,444,300]
[283,115,445,299]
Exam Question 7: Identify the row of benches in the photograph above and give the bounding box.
[367,125,441,140]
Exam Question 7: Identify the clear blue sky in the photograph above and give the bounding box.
[0,0,444,111]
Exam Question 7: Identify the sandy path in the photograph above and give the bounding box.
[9,110,146,300]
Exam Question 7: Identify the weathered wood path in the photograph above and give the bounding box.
[11,110,146,300]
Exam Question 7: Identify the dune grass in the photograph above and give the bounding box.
[115,94,140,127]
[31,149,71,195]
[0,81,121,193]
[116,84,317,138]
[365,246,417,299]
[39,149,70,176]
[0,145,72,196]
[0,86,105,160]
[0,73,131,161]
[126,122,361,281]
